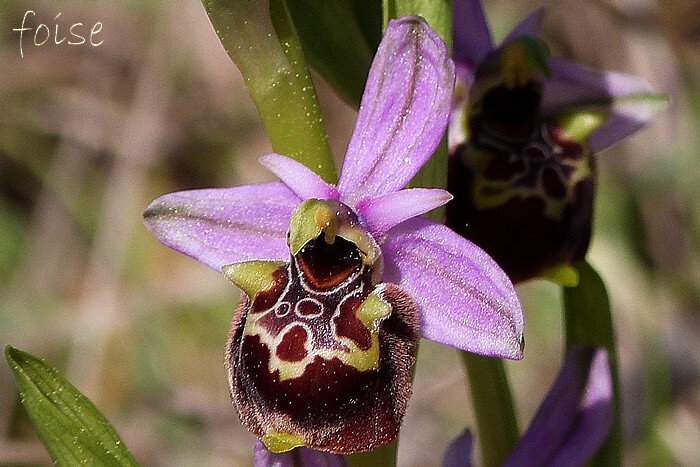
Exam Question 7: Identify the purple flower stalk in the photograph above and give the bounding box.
[446,0,664,283]
[144,18,524,454]
[444,345,614,467]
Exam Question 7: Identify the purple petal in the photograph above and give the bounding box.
[253,441,346,467]
[550,349,614,466]
[501,8,545,45]
[355,188,453,238]
[542,57,664,153]
[443,429,474,467]
[143,182,298,272]
[259,154,340,201]
[503,346,613,467]
[453,0,493,85]
[381,218,524,359]
[337,17,455,206]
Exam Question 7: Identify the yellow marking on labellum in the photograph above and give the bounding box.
[262,429,306,453]
[243,289,392,382]
[337,290,391,372]
[357,291,392,326]
[468,143,592,219]
[222,261,285,298]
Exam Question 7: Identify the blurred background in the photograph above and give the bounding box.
[0,0,697,465]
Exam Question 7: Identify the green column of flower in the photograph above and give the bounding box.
[201,0,337,183]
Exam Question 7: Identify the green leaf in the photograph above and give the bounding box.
[287,0,381,109]
[4,346,138,466]
[201,0,337,183]
[562,261,622,466]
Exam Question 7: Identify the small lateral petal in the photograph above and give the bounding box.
[504,346,613,467]
[542,58,665,153]
[381,218,525,359]
[143,183,297,272]
[443,429,474,467]
[253,440,347,467]
[453,0,494,85]
[501,8,545,46]
[355,188,453,238]
[259,154,340,201]
[338,17,455,205]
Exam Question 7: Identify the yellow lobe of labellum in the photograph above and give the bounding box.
[222,261,286,298]
[556,111,607,145]
[339,290,392,372]
[501,36,551,89]
[262,430,306,453]
[541,263,580,287]
[357,291,392,327]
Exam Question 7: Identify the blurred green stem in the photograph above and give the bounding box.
[201,0,337,182]
[461,353,520,467]
[563,261,622,466]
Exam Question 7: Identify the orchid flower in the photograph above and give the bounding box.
[143,18,524,454]
[444,345,614,467]
[446,0,665,283]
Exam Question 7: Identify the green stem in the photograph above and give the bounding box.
[201,0,337,182]
[382,0,453,50]
[461,352,520,467]
[562,261,622,466]
[411,138,449,221]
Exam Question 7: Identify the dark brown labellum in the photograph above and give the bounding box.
[226,234,419,454]
[447,117,595,283]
